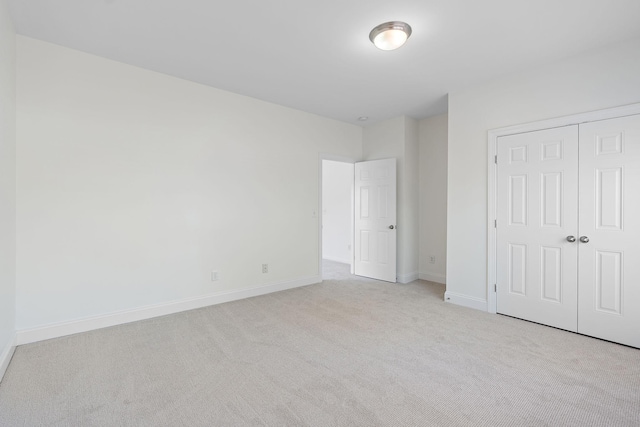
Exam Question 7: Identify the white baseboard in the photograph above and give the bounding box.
[16,275,321,346]
[0,335,16,383]
[397,271,419,284]
[444,291,488,312]
[419,272,446,284]
[322,256,351,265]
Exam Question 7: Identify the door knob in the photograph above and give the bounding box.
[389,225,395,230]
[566,236,576,242]
[580,236,590,243]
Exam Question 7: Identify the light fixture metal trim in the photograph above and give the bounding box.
[369,21,412,50]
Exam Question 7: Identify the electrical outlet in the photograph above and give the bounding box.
[211,271,219,281]
[429,256,436,264]
[262,264,268,273]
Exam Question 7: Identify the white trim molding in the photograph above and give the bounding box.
[397,272,419,284]
[419,272,446,284]
[0,335,16,383]
[487,102,640,315]
[444,291,488,312]
[16,275,321,345]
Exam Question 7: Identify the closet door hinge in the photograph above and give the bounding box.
[494,284,497,292]
[494,219,497,228]
[494,155,497,164]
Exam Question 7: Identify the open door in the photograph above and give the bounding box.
[354,158,397,282]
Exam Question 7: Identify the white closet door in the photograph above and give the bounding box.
[496,126,579,331]
[578,114,640,348]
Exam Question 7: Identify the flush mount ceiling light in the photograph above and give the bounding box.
[369,21,412,51]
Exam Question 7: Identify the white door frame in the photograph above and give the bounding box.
[487,102,640,314]
[318,153,359,276]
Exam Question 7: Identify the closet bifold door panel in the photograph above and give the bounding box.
[577,114,640,348]
[496,125,580,332]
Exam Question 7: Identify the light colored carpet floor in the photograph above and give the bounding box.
[1,260,639,426]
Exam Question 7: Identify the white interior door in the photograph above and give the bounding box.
[577,114,640,348]
[354,158,396,282]
[496,126,579,331]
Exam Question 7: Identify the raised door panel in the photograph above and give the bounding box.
[541,246,562,303]
[594,250,622,315]
[509,175,528,226]
[541,172,563,228]
[508,244,527,295]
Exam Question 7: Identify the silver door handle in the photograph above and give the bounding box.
[580,236,590,243]
[566,236,576,242]
[389,225,395,230]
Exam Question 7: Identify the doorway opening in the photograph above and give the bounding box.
[321,159,354,280]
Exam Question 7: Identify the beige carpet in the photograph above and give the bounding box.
[0,260,639,426]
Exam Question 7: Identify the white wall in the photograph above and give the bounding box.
[321,160,353,264]
[447,37,640,308]
[0,0,17,379]
[15,37,362,332]
[362,116,419,283]
[401,118,419,283]
[419,114,447,284]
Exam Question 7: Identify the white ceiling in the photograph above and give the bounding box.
[8,0,640,125]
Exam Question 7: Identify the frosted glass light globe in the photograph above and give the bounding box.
[369,22,412,51]
[373,29,408,50]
